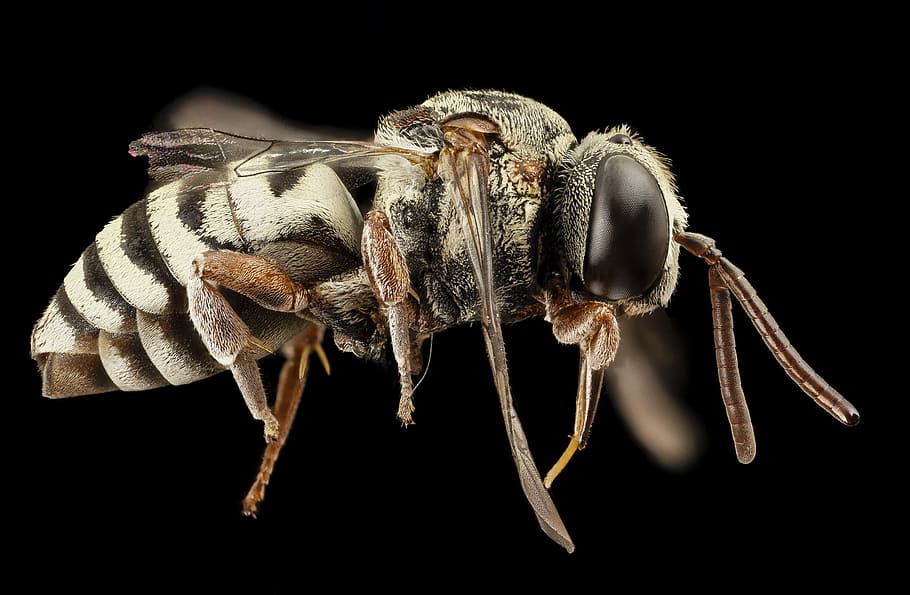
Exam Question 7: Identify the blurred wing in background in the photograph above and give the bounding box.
[157,87,370,141]
[606,311,704,470]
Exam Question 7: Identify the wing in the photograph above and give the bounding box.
[129,128,425,184]
[438,118,575,553]
[605,311,704,470]
[152,88,397,199]
[157,86,370,141]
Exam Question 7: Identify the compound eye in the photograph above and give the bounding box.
[607,133,632,145]
[583,155,669,300]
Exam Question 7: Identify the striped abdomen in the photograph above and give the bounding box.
[32,160,363,398]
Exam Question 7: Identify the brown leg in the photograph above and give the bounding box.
[243,324,328,516]
[361,211,417,424]
[187,250,312,439]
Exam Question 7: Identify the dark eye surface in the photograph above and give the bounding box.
[583,155,669,300]
[607,133,632,145]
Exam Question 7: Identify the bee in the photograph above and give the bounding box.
[31,89,859,552]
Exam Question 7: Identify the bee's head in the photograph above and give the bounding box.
[555,127,687,315]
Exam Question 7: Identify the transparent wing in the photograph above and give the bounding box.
[129,128,429,185]
[438,124,574,553]
[234,139,427,177]
[145,88,432,181]
[605,311,704,470]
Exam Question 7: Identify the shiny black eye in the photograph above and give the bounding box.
[583,155,669,300]
[607,133,632,145]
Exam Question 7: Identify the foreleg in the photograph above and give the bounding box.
[543,275,620,487]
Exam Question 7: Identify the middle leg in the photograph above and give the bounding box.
[361,210,418,424]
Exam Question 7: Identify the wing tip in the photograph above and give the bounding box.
[542,525,576,554]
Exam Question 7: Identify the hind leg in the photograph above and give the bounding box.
[187,250,312,440]
[242,323,328,516]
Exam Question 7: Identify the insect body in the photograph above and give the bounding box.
[31,90,859,552]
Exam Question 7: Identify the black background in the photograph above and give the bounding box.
[12,9,896,591]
